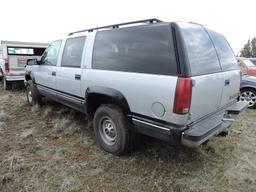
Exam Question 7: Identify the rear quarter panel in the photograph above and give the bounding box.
[81,69,189,125]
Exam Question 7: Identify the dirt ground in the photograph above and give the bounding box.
[0,81,256,192]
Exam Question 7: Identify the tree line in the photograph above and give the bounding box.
[240,37,256,58]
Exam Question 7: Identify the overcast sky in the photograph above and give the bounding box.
[0,0,255,54]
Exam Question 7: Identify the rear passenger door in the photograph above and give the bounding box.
[56,36,86,106]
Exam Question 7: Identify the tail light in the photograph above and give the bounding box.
[173,77,192,115]
[4,58,9,73]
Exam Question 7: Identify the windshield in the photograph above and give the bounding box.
[250,59,256,65]
[243,59,256,67]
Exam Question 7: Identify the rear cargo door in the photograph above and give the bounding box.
[207,30,241,106]
[179,23,224,122]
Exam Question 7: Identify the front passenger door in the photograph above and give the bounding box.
[35,40,62,94]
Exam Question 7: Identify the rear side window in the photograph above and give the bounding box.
[179,23,221,76]
[92,24,177,75]
[208,30,239,71]
[61,36,86,68]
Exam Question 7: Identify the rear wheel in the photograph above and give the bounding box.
[93,104,133,155]
[240,88,256,108]
[3,78,12,90]
[26,80,42,106]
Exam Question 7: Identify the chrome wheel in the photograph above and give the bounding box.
[99,117,117,146]
[240,90,256,107]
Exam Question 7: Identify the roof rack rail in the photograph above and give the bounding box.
[68,18,162,36]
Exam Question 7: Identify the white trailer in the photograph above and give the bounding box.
[0,40,48,90]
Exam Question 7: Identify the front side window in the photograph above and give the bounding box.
[179,23,221,76]
[61,36,86,68]
[41,40,62,66]
[92,24,177,76]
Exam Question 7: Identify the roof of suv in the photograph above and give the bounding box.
[67,18,204,36]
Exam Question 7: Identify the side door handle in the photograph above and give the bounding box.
[52,71,56,76]
[225,79,230,86]
[75,74,81,80]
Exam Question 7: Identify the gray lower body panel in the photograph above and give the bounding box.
[181,101,248,147]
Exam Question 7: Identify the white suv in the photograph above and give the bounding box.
[0,40,47,90]
[25,19,247,155]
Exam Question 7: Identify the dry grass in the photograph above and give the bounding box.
[0,80,256,192]
[0,110,10,122]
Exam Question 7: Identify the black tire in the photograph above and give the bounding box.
[26,80,42,106]
[0,70,3,81]
[240,88,256,109]
[3,78,12,90]
[93,104,133,155]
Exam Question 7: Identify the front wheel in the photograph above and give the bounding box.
[93,105,133,155]
[26,80,42,106]
[240,88,256,108]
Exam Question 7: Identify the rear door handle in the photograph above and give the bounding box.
[225,79,230,86]
[75,74,81,80]
[52,71,56,76]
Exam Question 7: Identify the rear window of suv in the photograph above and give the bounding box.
[92,24,177,76]
[207,30,239,71]
[179,23,221,76]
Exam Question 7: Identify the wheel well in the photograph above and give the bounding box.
[86,93,130,119]
[240,87,256,92]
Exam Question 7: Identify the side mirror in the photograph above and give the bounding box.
[26,58,38,66]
